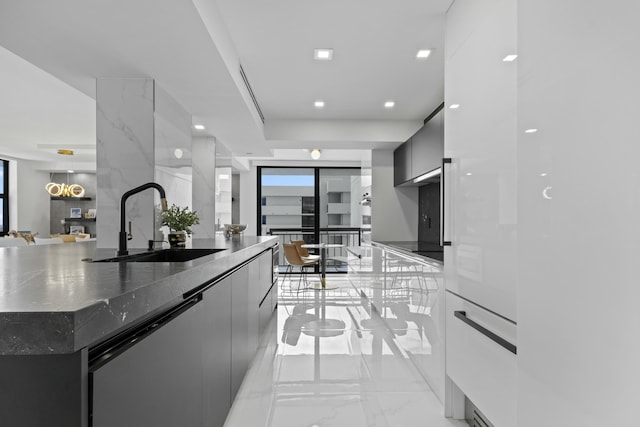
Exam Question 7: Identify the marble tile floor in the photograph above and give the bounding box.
[224,272,468,427]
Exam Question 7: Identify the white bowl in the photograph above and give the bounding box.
[224,224,247,234]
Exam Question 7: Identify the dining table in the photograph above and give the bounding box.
[301,243,344,290]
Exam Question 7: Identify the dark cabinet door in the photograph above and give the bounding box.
[418,183,441,243]
[394,138,412,185]
[91,300,205,427]
[411,110,444,178]
[231,264,250,400]
[202,277,232,427]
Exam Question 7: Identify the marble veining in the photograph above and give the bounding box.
[96,77,156,249]
[0,236,277,355]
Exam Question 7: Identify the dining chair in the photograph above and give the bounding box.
[291,240,320,262]
[282,243,319,291]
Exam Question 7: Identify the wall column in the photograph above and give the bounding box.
[192,136,216,239]
[96,78,155,249]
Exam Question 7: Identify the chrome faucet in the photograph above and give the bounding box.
[118,182,168,256]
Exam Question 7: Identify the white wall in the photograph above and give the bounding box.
[239,166,257,236]
[10,159,50,234]
[371,149,418,241]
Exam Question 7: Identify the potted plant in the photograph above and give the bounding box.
[161,204,200,248]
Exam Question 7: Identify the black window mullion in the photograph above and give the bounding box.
[0,159,8,235]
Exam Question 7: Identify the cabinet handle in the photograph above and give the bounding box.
[454,310,517,354]
[441,158,452,246]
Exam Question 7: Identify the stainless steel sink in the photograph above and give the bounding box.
[92,248,225,263]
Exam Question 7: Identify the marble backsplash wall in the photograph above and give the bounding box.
[96,78,155,250]
[192,136,217,238]
[96,79,217,248]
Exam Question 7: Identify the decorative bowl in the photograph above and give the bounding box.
[224,224,247,234]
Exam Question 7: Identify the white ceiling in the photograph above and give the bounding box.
[0,0,450,168]
[217,0,449,121]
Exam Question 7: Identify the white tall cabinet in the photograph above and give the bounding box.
[517,1,640,426]
[444,0,517,425]
[446,0,640,426]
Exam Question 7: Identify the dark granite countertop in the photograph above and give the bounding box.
[0,236,277,356]
[371,241,444,262]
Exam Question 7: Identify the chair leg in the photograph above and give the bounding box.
[281,264,293,291]
[297,265,304,291]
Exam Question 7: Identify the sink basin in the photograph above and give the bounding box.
[92,248,225,263]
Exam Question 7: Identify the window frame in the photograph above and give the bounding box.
[0,159,8,236]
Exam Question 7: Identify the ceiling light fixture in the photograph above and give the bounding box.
[193,124,205,130]
[416,49,432,59]
[310,148,322,160]
[449,104,460,109]
[314,49,333,61]
[384,101,395,108]
[314,100,325,108]
[67,170,75,174]
[174,148,183,159]
[525,128,538,133]
[503,54,518,62]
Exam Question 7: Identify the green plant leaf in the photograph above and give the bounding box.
[161,204,200,236]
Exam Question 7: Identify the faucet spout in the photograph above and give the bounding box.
[118,182,168,256]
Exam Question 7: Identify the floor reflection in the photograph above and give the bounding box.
[224,265,467,427]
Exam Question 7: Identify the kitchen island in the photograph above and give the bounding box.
[0,236,278,427]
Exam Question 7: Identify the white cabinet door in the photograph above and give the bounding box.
[444,0,517,322]
[446,292,516,427]
[517,1,640,426]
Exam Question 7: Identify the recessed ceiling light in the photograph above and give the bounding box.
[193,124,205,130]
[314,100,325,108]
[384,101,395,108]
[466,172,472,176]
[314,49,333,61]
[449,104,460,109]
[540,173,548,177]
[416,49,432,59]
[67,170,75,174]
[503,54,518,62]
[525,128,538,133]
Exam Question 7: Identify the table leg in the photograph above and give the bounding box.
[321,246,327,288]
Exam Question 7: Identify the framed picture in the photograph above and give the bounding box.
[86,208,97,219]
[70,208,82,218]
[69,226,85,234]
